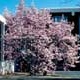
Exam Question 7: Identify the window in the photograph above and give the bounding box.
[53,14,68,22]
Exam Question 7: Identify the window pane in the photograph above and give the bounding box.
[54,15,68,22]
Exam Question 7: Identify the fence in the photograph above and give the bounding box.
[0,60,14,75]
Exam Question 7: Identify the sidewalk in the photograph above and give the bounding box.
[0,71,80,80]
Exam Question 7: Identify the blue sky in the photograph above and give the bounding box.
[0,0,80,14]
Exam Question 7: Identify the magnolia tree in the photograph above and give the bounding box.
[3,0,79,75]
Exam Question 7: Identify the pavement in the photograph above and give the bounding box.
[0,71,80,80]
